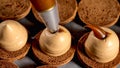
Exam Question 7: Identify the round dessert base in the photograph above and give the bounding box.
[78,0,120,27]
[0,0,32,20]
[32,0,77,25]
[32,31,75,66]
[77,33,120,68]
[0,42,30,62]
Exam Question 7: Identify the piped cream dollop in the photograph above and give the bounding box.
[0,20,28,51]
[39,25,71,56]
[85,27,119,63]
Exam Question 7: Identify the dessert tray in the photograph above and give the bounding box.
[13,11,120,68]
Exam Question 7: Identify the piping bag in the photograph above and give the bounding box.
[30,0,60,33]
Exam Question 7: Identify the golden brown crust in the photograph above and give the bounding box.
[36,65,57,68]
[32,31,75,66]
[0,60,18,68]
[78,0,120,27]
[77,33,120,68]
[32,0,77,25]
[57,0,78,24]
[0,42,31,62]
[0,0,31,20]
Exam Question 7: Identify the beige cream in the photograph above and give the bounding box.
[39,25,71,56]
[85,27,119,63]
[0,20,28,51]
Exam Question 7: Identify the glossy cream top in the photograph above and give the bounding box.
[0,20,28,51]
[85,27,119,63]
[39,25,71,56]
